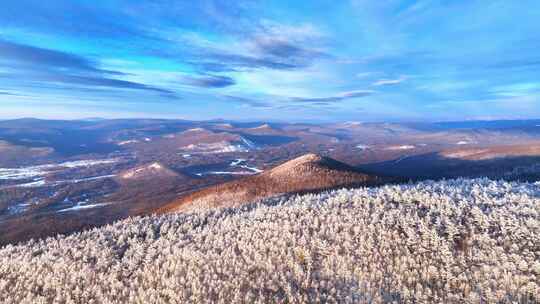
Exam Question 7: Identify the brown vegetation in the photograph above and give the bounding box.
[158,153,382,213]
[441,142,540,160]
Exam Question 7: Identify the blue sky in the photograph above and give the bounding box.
[1,0,539,122]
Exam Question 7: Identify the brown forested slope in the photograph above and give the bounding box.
[159,153,382,213]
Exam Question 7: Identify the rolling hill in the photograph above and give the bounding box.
[159,153,382,213]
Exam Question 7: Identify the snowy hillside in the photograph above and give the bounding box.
[0,178,538,303]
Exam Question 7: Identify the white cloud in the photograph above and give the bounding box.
[356,72,375,78]
[372,76,407,86]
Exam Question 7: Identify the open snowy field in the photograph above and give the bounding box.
[0,178,538,303]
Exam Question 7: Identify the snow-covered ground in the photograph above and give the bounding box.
[181,137,259,154]
[239,137,258,150]
[384,144,415,150]
[355,144,370,150]
[182,128,205,133]
[0,159,117,181]
[1,174,116,189]
[230,159,245,166]
[117,140,139,145]
[195,159,262,176]
[1,178,537,303]
[57,201,112,213]
[195,171,254,176]
[443,149,489,158]
[230,159,263,173]
[69,175,116,183]
[120,162,168,179]
[11,180,47,188]
[183,141,250,153]
[5,202,36,216]
[0,159,117,190]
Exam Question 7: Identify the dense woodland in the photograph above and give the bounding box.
[0,178,538,303]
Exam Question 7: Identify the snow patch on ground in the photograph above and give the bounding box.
[342,121,362,126]
[195,159,263,176]
[2,175,116,189]
[213,123,233,128]
[251,124,271,130]
[183,128,205,133]
[0,159,117,180]
[230,159,263,173]
[121,163,164,179]
[6,202,36,215]
[239,137,258,150]
[117,140,139,145]
[230,159,246,166]
[57,202,112,213]
[69,175,116,183]
[181,136,259,154]
[182,138,257,154]
[443,149,490,159]
[149,163,162,170]
[12,180,47,188]
[196,171,255,176]
[239,165,262,173]
[385,145,415,150]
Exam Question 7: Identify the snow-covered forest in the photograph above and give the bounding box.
[0,178,538,303]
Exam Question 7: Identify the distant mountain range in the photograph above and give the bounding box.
[1,118,540,245]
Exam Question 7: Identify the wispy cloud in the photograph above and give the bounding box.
[356,72,376,79]
[372,76,407,86]
[0,38,121,75]
[220,94,272,108]
[153,21,331,74]
[291,90,374,103]
[181,74,235,88]
[0,38,177,97]
[0,91,20,96]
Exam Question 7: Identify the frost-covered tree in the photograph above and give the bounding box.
[0,178,538,303]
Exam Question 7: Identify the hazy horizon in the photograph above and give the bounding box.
[2,116,540,125]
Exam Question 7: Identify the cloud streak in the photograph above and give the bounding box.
[181,74,236,88]
[0,38,121,75]
[0,91,20,96]
[152,21,331,74]
[0,39,176,97]
[290,90,374,103]
[372,76,406,86]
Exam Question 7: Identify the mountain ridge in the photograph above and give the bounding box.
[158,153,382,213]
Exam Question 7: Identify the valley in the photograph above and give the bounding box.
[1,118,540,245]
